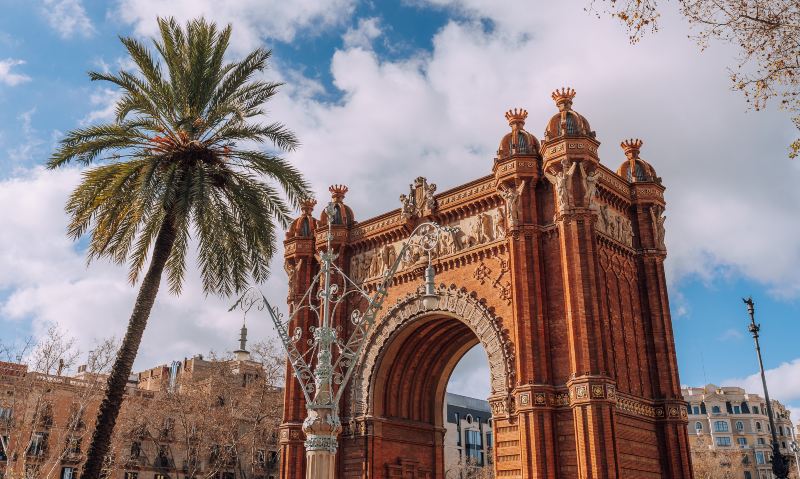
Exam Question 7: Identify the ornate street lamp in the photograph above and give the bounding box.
[232,201,454,479]
[743,297,790,479]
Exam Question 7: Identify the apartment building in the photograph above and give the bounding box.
[443,392,493,478]
[683,384,796,479]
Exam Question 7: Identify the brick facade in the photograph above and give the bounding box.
[280,88,692,478]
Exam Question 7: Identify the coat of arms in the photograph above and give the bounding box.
[399,176,437,220]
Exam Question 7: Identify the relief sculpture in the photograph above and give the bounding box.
[597,204,634,247]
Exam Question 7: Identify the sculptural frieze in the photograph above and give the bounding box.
[597,204,634,247]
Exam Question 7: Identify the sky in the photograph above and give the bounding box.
[0,0,799,423]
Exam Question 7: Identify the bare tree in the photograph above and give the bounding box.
[445,456,495,479]
[590,0,800,157]
[690,435,747,479]
[0,326,115,479]
[100,340,284,479]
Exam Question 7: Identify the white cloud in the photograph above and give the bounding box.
[7,109,43,165]
[115,0,357,53]
[447,344,490,398]
[41,0,95,39]
[342,17,382,50]
[724,359,800,406]
[0,59,31,86]
[4,3,800,394]
[0,168,285,371]
[266,6,800,297]
[80,88,123,125]
[718,328,744,342]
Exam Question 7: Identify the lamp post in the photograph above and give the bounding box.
[233,202,454,479]
[743,297,789,479]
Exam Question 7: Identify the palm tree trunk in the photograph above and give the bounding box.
[80,214,177,479]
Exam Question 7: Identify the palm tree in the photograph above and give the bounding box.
[47,17,309,479]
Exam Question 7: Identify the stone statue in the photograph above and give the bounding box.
[381,244,397,271]
[399,193,414,220]
[284,259,303,295]
[619,218,633,247]
[599,204,611,234]
[350,255,362,283]
[471,213,493,245]
[578,162,600,208]
[361,252,373,279]
[545,159,577,213]
[495,207,507,239]
[498,180,526,228]
[651,206,666,249]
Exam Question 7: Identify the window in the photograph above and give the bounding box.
[454,413,461,446]
[0,407,11,420]
[257,449,266,464]
[753,406,759,414]
[744,471,752,479]
[465,414,473,425]
[130,441,142,458]
[155,474,169,479]
[714,421,729,432]
[782,441,787,449]
[736,421,744,431]
[465,430,484,466]
[755,451,765,464]
[715,437,731,446]
[757,438,766,445]
[692,406,700,415]
[0,435,7,461]
[733,405,741,414]
[123,473,138,479]
[756,422,762,431]
[712,406,721,414]
[737,437,747,446]
[695,422,703,431]
[485,432,493,449]
[60,467,74,479]
[27,432,47,456]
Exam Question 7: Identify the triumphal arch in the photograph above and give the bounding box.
[279,88,692,478]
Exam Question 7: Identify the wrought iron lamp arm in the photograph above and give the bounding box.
[329,221,454,404]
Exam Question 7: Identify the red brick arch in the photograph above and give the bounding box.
[352,285,514,417]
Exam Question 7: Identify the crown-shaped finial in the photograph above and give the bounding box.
[329,184,348,202]
[551,87,576,111]
[505,108,528,128]
[300,197,317,215]
[620,138,643,160]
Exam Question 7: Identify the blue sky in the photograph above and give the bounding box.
[1,1,799,421]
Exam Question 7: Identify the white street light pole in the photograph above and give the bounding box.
[233,202,454,479]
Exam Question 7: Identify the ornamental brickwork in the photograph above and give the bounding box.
[280,88,692,479]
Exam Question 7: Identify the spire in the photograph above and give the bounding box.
[234,320,250,361]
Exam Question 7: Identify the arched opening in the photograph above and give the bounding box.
[343,285,513,479]
[444,345,493,479]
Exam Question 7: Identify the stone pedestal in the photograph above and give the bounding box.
[302,407,341,479]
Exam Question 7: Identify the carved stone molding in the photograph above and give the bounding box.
[350,285,515,416]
